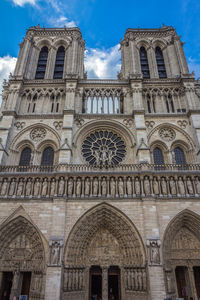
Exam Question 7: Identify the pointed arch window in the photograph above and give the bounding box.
[153,147,164,165]
[174,147,185,165]
[53,46,65,79]
[19,147,32,166]
[35,46,48,79]
[41,147,54,166]
[155,47,167,78]
[140,47,150,78]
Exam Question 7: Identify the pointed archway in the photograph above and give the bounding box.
[0,214,46,300]
[163,209,200,300]
[63,203,149,300]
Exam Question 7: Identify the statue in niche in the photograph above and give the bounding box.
[169,177,176,195]
[58,177,65,196]
[144,176,150,195]
[41,178,48,196]
[127,177,132,196]
[85,177,90,196]
[161,177,167,195]
[33,178,40,196]
[16,178,24,196]
[76,178,82,197]
[0,178,8,196]
[8,178,16,196]
[194,176,200,194]
[152,177,159,195]
[177,177,185,195]
[25,178,32,196]
[50,241,62,265]
[118,177,124,197]
[149,241,160,264]
[50,178,56,196]
[93,177,98,196]
[110,177,116,197]
[33,274,42,291]
[94,150,100,165]
[186,177,194,194]
[166,272,174,293]
[135,177,141,195]
[101,177,107,196]
[67,178,73,196]
[137,269,143,290]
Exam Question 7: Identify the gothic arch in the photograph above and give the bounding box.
[64,203,146,267]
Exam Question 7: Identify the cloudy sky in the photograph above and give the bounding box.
[0,0,200,95]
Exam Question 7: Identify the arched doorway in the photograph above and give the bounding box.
[63,203,149,300]
[163,210,200,300]
[0,216,46,300]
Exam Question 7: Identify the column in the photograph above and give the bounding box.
[174,38,189,74]
[188,266,198,300]
[102,266,108,300]
[84,267,90,300]
[148,46,159,78]
[45,46,57,79]
[10,271,21,300]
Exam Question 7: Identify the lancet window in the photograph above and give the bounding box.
[140,47,150,78]
[174,147,186,165]
[53,46,65,79]
[19,147,32,166]
[155,47,167,78]
[153,147,164,165]
[35,46,48,79]
[41,147,54,166]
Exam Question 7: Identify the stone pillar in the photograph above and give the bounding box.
[148,46,159,78]
[120,267,126,300]
[167,43,180,76]
[174,37,189,74]
[45,46,57,79]
[102,266,108,300]
[188,266,198,300]
[84,267,90,300]
[14,37,32,78]
[10,271,21,300]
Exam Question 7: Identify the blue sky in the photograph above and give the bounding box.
[0,0,200,89]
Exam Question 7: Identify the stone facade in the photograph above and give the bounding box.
[0,24,200,300]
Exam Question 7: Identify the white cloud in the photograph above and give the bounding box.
[85,44,121,79]
[49,16,77,28]
[0,56,17,103]
[188,57,200,78]
[12,0,37,6]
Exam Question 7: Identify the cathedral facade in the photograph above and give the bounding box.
[0,25,200,300]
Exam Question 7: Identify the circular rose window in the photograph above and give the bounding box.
[82,130,126,166]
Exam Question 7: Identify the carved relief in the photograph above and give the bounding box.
[147,239,161,265]
[49,240,63,266]
[74,117,84,127]
[124,268,147,291]
[30,127,47,141]
[145,120,155,129]
[172,228,200,250]
[123,118,133,127]
[14,122,25,130]
[53,121,63,130]
[159,127,176,142]
[177,120,188,129]
[63,268,84,292]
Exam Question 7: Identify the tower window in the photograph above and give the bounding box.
[155,47,167,78]
[153,147,164,165]
[140,47,150,78]
[19,147,32,166]
[41,147,54,166]
[35,46,48,79]
[53,46,65,79]
[174,147,185,165]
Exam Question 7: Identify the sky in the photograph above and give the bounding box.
[0,0,200,96]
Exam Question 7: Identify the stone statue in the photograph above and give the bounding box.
[137,269,143,290]
[166,272,174,293]
[127,177,132,196]
[108,150,113,164]
[16,178,24,196]
[161,177,167,195]
[142,270,146,291]
[94,150,100,165]
[194,177,200,194]
[93,177,98,196]
[33,178,40,197]
[51,242,60,265]
[135,178,141,195]
[0,178,8,196]
[110,177,116,197]
[150,241,160,264]
[85,178,90,196]
[118,177,124,197]
[25,178,32,196]
[76,178,82,197]
[144,176,150,195]
[177,177,185,195]
[101,177,107,196]
[67,178,73,196]
[58,177,65,196]
[186,177,194,194]
[152,177,159,195]
[169,177,176,195]
[50,178,56,196]
[41,178,48,196]
[8,178,16,196]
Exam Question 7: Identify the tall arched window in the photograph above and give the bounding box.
[53,46,65,79]
[41,147,54,166]
[35,46,48,79]
[19,147,32,166]
[174,147,185,165]
[155,47,167,78]
[153,147,164,165]
[140,47,150,78]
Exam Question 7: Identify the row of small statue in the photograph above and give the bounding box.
[124,268,147,291]
[0,175,200,197]
[63,269,85,292]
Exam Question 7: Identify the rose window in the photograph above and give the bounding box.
[82,130,126,166]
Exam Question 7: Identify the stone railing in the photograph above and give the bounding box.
[0,165,200,199]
